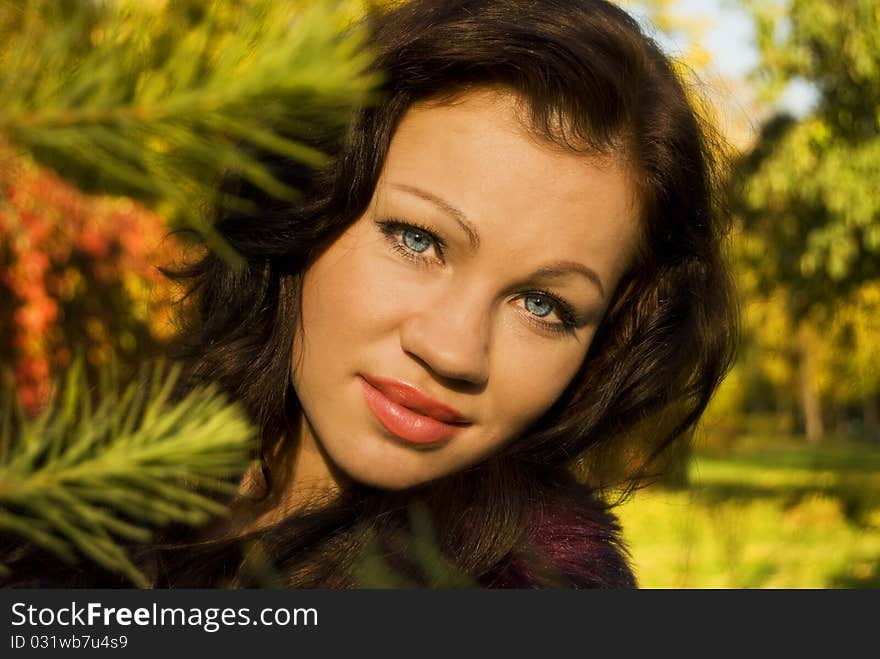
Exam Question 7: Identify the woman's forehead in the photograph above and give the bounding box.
[386,88,637,201]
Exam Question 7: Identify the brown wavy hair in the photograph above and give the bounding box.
[143,0,738,589]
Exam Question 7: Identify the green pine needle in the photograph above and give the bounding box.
[0,359,257,587]
[0,0,382,262]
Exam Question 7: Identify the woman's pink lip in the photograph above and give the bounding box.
[359,376,470,445]
[360,374,470,424]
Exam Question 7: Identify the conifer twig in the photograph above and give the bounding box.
[0,360,257,587]
[0,0,380,261]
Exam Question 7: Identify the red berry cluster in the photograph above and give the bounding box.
[0,146,181,413]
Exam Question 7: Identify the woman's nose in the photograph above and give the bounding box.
[398,287,491,387]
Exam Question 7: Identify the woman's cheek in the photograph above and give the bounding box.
[358,255,443,326]
[303,245,397,342]
[350,257,419,329]
[493,340,585,432]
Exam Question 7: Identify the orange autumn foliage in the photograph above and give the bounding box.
[0,146,181,413]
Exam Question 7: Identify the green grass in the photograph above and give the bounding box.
[617,441,880,588]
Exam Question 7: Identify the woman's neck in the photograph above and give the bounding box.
[227,415,347,535]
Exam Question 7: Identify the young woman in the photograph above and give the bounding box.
[7,0,738,588]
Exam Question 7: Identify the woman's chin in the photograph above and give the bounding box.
[342,466,433,491]
[331,452,447,491]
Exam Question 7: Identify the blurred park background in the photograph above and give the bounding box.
[1,0,879,588]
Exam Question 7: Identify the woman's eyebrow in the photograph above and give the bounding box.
[390,183,481,250]
[529,262,606,299]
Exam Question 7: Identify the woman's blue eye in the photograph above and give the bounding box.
[524,295,554,318]
[375,219,444,264]
[402,229,433,253]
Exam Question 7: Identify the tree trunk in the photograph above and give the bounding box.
[797,321,824,444]
[864,393,879,443]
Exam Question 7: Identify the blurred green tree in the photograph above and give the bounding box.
[732,0,880,442]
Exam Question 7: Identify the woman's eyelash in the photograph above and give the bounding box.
[376,219,445,263]
[521,290,579,335]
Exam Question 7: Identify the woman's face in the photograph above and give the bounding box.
[292,88,640,491]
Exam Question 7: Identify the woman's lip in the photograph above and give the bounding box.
[359,377,469,445]
[360,374,470,424]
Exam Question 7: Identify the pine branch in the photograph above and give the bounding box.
[0,359,257,587]
[0,0,380,261]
